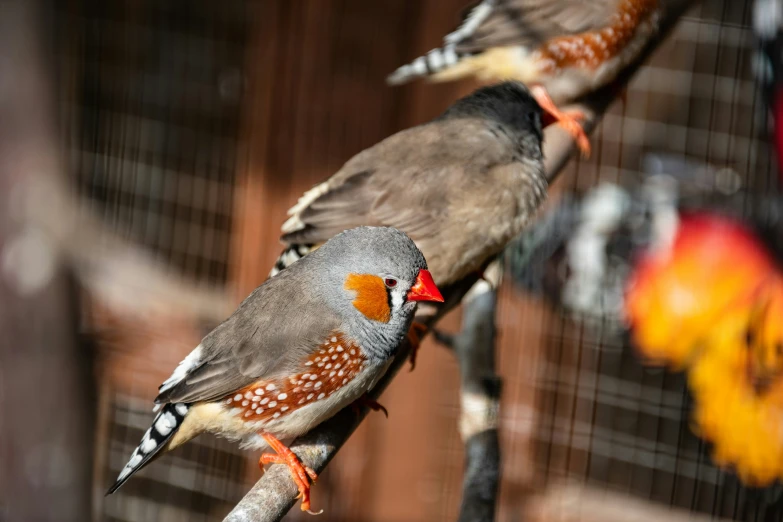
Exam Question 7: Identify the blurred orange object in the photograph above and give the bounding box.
[689,303,783,486]
[625,212,783,485]
[625,214,776,368]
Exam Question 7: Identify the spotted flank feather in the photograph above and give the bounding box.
[106,402,189,494]
[386,0,494,85]
[268,244,314,278]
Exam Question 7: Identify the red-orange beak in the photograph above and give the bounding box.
[407,269,444,303]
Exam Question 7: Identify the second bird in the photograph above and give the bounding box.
[272,81,547,364]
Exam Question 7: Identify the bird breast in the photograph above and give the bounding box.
[173,334,391,450]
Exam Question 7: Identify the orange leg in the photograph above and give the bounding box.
[406,321,428,371]
[351,392,389,418]
[531,85,591,158]
[260,433,320,514]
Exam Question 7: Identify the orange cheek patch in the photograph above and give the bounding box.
[344,273,391,323]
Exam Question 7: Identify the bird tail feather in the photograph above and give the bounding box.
[268,244,314,278]
[386,45,471,85]
[386,0,495,85]
[106,402,189,494]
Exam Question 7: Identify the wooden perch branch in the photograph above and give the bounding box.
[224,1,697,520]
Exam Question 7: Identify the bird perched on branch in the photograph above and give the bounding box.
[107,226,444,512]
[270,82,546,367]
[387,0,663,157]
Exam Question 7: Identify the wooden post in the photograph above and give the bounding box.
[0,2,94,521]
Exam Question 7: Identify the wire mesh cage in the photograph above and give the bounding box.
[53,0,257,519]
[59,0,251,286]
[521,1,783,520]
[35,0,783,520]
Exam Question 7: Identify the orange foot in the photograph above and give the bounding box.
[406,321,428,371]
[260,433,321,514]
[351,392,389,417]
[531,85,591,158]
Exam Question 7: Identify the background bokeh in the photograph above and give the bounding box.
[1,0,780,521]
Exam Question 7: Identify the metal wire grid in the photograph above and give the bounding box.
[52,1,256,520]
[59,0,253,285]
[47,0,782,519]
[532,1,783,520]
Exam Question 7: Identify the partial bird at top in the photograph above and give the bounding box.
[387,0,663,157]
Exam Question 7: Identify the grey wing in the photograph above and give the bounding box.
[452,0,620,53]
[279,119,509,247]
[155,264,341,404]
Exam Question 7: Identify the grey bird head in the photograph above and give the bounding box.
[306,226,442,359]
[440,81,544,155]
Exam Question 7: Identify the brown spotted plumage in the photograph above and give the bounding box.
[225,332,368,422]
[537,0,659,71]
[108,226,444,513]
[387,0,663,156]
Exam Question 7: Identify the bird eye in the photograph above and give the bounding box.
[384,278,398,288]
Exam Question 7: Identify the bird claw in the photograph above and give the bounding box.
[531,85,591,158]
[352,393,388,418]
[560,111,591,158]
[260,433,320,513]
[406,321,428,371]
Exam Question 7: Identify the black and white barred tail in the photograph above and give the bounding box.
[268,244,314,278]
[386,0,495,85]
[106,402,189,494]
[386,44,469,85]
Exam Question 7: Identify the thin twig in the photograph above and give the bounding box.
[223,1,698,519]
[433,261,503,522]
